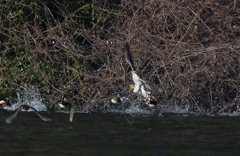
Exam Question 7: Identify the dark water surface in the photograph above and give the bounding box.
[0,111,240,156]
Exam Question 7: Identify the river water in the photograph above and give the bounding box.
[0,110,240,156]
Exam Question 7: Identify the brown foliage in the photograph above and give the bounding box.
[1,0,240,113]
[88,0,240,113]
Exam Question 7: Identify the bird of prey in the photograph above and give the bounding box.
[131,71,151,103]
[59,98,74,122]
[123,42,164,105]
[123,42,151,102]
[5,103,51,124]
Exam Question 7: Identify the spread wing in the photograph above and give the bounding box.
[69,105,74,122]
[89,97,110,105]
[5,107,22,124]
[89,98,102,105]
[123,42,135,71]
[30,107,51,121]
[140,78,164,93]
[118,98,132,125]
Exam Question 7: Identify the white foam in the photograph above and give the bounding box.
[4,86,240,117]
[4,86,47,111]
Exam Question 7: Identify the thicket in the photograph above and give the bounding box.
[0,0,240,114]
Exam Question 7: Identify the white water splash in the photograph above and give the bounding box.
[4,86,47,111]
[217,112,240,117]
[104,96,154,115]
[4,86,239,117]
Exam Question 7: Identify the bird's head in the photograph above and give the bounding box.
[63,98,67,102]
[23,103,31,109]
[150,96,157,102]
[111,96,121,104]
[131,71,137,74]
[0,100,6,107]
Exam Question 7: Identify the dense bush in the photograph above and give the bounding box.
[0,0,107,108]
[1,0,240,114]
